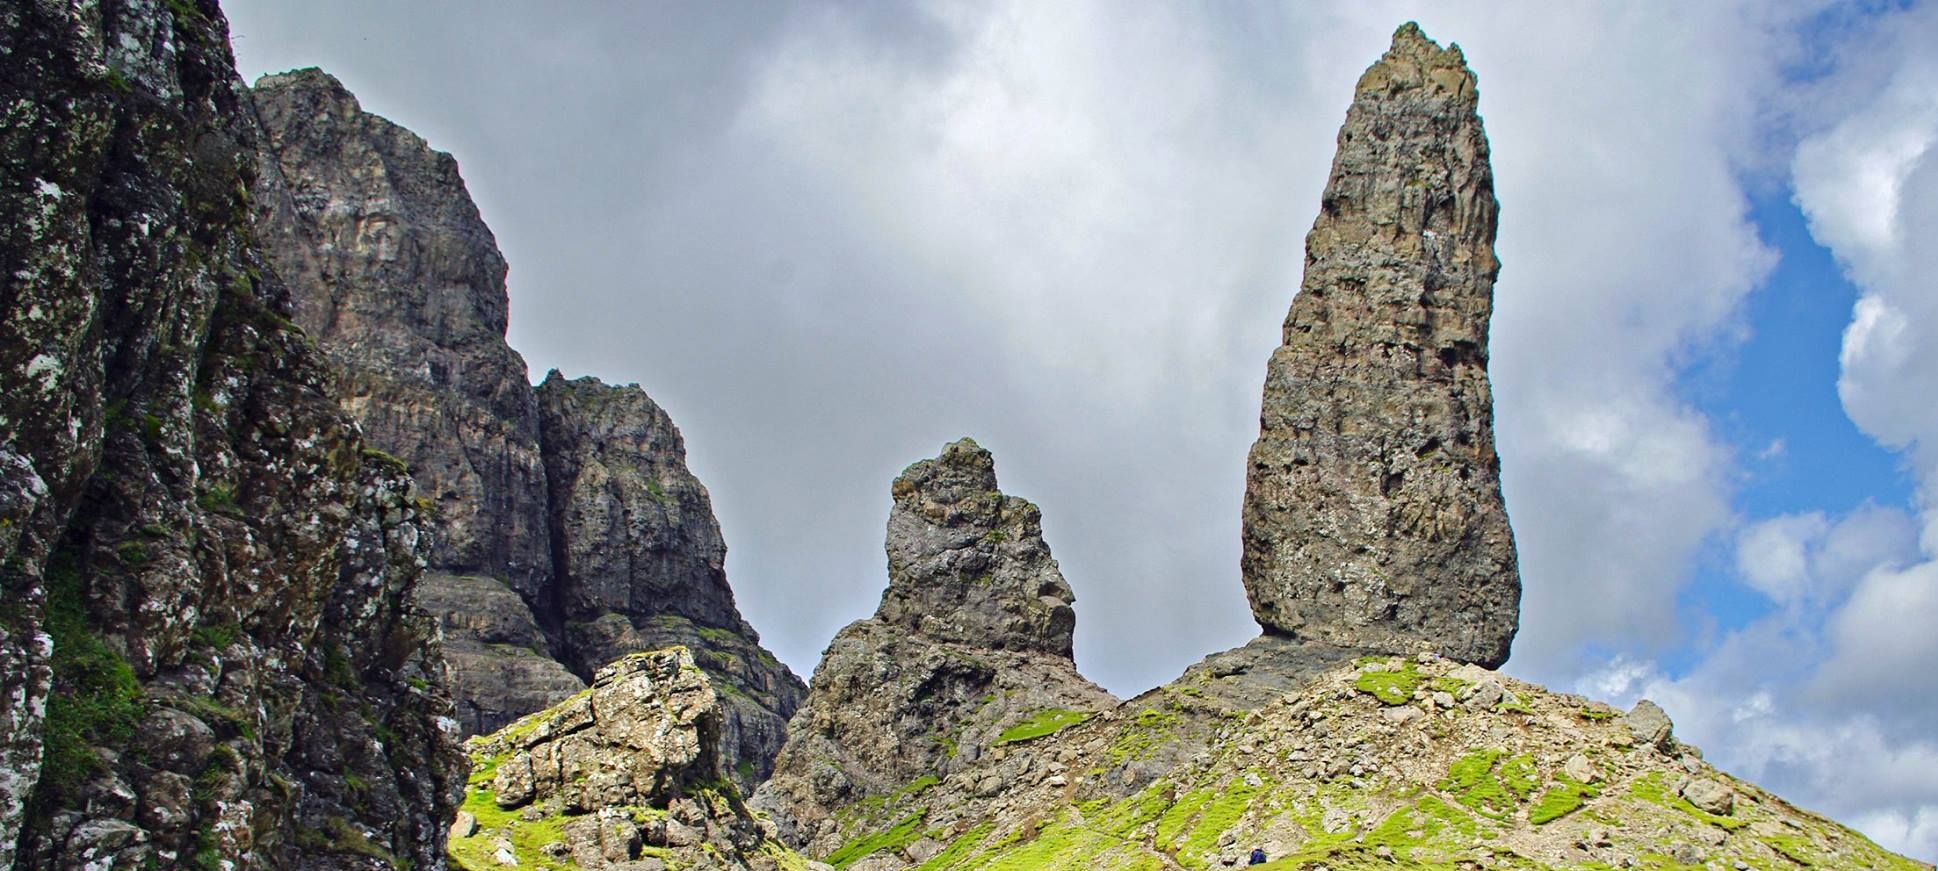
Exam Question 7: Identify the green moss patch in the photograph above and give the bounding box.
[1629,772,1747,831]
[994,709,1092,745]
[1439,749,1538,820]
[1529,777,1598,826]
[447,784,575,871]
[1355,660,1422,706]
[827,811,926,868]
[32,557,145,807]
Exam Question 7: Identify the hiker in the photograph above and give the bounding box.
[1248,847,1267,865]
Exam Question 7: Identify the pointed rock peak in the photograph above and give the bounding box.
[252,67,361,112]
[1241,24,1519,667]
[890,436,1000,526]
[1362,23,1474,99]
[878,438,1076,657]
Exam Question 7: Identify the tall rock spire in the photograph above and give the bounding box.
[1241,23,1520,667]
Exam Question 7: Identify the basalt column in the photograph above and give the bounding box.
[1241,23,1520,667]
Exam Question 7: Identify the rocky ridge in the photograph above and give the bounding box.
[742,24,1924,871]
[1,1,462,867]
[1240,21,1520,667]
[791,653,1927,870]
[248,69,805,785]
[753,439,1118,856]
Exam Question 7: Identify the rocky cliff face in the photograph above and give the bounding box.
[1241,22,1520,667]
[754,439,1117,856]
[249,70,803,785]
[0,1,462,868]
[538,372,804,786]
[449,648,811,871]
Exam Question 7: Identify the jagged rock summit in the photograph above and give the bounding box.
[754,438,1116,854]
[248,68,805,786]
[879,437,1078,656]
[1242,22,1520,667]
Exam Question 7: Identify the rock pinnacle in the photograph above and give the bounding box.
[1240,23,1520,667]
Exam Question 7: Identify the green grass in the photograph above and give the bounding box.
[913,821,993,871]
[32,557,145,807]
[447,783,575,870]
[827,811,926,868]
[1439,749,1527,820]
[1529,777,1598,826]
[1105,707,1180,766]
[994,709,1092,745]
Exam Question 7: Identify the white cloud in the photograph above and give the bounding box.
[1735,507,1918,608]
[1737,512,1829,604]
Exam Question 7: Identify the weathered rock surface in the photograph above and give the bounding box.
[252,67,557,603]
[754,439,1117,855]
[450,648,813,870]
[539,372,805,785]
[422,573,587,736]
[249,69,804,782]
[1241,21,1520,667]
[0,1,462,867]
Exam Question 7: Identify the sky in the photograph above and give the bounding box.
[223,0,1938,859]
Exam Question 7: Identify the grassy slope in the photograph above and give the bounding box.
[818,656,1931,871]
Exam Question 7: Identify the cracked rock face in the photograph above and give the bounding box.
[453,648,802,870]
[879,438,1078,656]
[1241,23,1520,667]
[1,3,462,867]
[538,371,806,786]
[249,69,803,786]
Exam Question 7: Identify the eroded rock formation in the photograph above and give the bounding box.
[1241,22,1520,667]
[754,439,1116,854]
[451,647,813,870]
[538,372,804,785]
[249,70,803,784]
[0,1,462,867]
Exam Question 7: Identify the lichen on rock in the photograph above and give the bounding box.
[450,647,812,871]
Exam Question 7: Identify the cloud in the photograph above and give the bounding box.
[1793,0,1938,539]
[1735,506,1918,607]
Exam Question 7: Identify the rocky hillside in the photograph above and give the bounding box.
[247,69,804,786]
[792,653,1927,870]
[752,439,1118,855]
[0,1,462,868]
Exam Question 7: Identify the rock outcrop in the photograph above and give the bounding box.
[449,647,814,871]
[1241,22,1520,667]
[538,372,804,785]
[0,1,462,867]
[754,439,1117,855]
[249,69,803,785]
